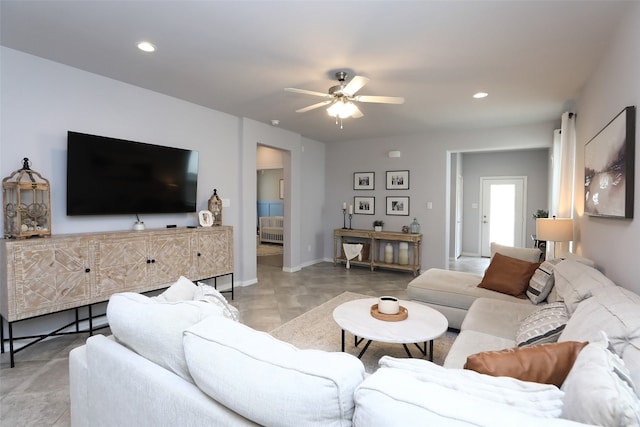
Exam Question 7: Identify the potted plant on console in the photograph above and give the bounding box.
[373,220,384,232]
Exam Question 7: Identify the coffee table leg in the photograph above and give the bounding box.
[402,344,413,358]
[429,340,434,362]
[357,340,373,359]
[341,329,345,352]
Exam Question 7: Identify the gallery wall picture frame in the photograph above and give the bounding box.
[386,196,410,216]
[354,172,375,190]
[386,170,409,190]
[584,105,635,219]
[354,196,375,215]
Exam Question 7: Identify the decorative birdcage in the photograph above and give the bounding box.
[2,158,51,239]
[208,188,222,226]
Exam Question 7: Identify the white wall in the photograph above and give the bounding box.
[460,149,549,255]
[0,47,327,287]
[324,122,556,270]
[574,2,640,293]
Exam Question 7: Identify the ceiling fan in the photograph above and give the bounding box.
[284,71,404,127]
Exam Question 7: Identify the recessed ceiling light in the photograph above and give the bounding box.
[137,41,156,52]
[473,92,488,99]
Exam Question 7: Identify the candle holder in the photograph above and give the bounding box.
[342,208,347,229]
[348,214,353,230]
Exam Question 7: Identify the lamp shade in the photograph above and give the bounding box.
[536,218,574,242]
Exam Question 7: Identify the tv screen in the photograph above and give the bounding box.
[67,131,199,216]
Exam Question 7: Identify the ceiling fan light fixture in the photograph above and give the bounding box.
[327,100,357,119]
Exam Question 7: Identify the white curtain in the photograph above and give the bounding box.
[549,112,576,256]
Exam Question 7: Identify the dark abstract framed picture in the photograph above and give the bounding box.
[584,106,635,218]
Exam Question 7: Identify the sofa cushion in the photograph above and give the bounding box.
[378,356,565,418]
[516,302,568,347]
[183,316,365,427]
[461,297,538,339]
[353,368,581,426]
[559,285,640,393]
[527,259,562,304]
[552,259,616,314]
[561,337,640,426]
[478,253,540,298]
[464,341,588,387]
[444,329,517,369]
[106,292,224,383]
[491,242,542,263]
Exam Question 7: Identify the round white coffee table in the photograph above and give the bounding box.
[332,298,448,360]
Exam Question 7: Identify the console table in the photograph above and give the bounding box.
[333,229,422,276]
[1,226,233,367]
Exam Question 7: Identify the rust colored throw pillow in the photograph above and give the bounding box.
[478,252,541,298]
[464,341,588,387]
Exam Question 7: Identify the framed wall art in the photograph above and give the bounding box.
[386,170,409,190]
[584,106,635,218]
[354,196,375,215]
[354,172,375,190]
[386,196,409,216]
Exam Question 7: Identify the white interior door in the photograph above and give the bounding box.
[480,177,526,257]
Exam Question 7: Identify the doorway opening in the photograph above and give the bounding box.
[256,145,285,267]
[480,177,527,257]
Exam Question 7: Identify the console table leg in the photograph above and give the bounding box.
[8,322,15,368]
[0,315,4,354]
[88,305,94,336]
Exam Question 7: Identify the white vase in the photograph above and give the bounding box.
[384,243,393,263]
[374,226,382,232]
[398,242,409,265]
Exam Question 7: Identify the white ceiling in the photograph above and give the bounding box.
[0,1,632,143]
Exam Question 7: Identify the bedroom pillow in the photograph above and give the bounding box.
[478,252,540,298]
[561,334,640,426]
[464,341,588,387]
[516,302,568,347]
[526,259,562,304]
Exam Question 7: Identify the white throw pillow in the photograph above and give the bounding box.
[561,334,640,426]
[527,259,562,304]
[552,259,616,314]
[559,285,640,392]
[194,282,239,321]
[516,302,568,347]
[183,316,365,427]
[107,292,225,383]
[153,275,198,302]
[378,356,564,418]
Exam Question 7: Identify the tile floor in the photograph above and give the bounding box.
[0,257,488,426]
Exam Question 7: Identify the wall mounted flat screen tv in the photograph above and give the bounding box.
[67,131,199,216]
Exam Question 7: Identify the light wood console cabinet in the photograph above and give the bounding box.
[1,226,233,366]
[333,228,422,276]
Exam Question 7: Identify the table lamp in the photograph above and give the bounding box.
[536,216,574,259]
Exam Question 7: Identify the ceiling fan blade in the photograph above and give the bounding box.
[354,95,405,104]
[284,87,331,98]
[342,75,369,96]
[295,100,332,113]
[351,105,364,118]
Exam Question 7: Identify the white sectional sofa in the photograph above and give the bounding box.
[407,243,544,329]
[69,260,640,426]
